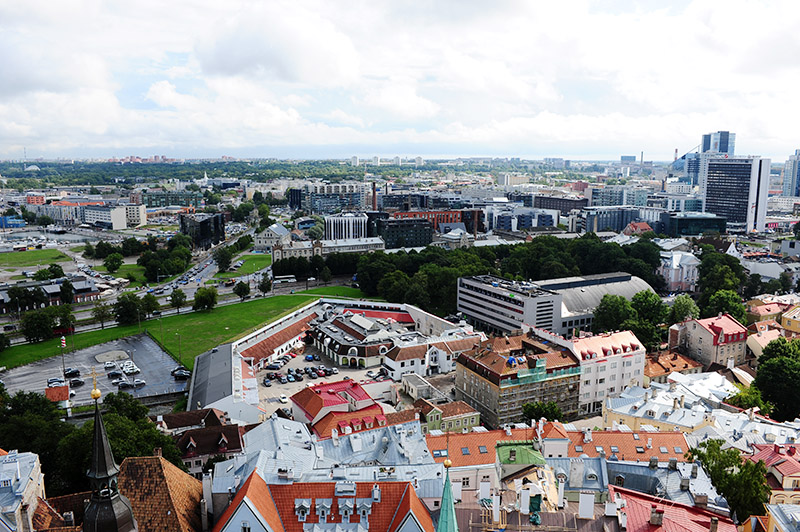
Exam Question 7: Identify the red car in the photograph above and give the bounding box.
[289,353,297,358]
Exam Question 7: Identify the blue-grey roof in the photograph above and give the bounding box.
[545,457,608,492]
[188,344,233,409]
[766,505,800,532]
[0,450,40,524]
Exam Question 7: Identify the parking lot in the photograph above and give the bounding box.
[0,334,188,405]
[255,345,384,416]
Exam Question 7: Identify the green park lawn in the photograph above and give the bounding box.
[214,253,272,279]
[69,245,86,253]
[0,294,319,371]
[0,249,71,268]
[298,286,367,299]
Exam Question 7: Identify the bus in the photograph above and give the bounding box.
[273,275,297,285]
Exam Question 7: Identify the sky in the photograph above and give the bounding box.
[2,0,800,161]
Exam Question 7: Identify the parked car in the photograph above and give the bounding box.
[70,378,85,387]
[263,379,272,387]
[313,354,321,361]
[266,364,281,370]
[123,366,140,375]
[309,372,318,379]
[289,353,297,358]
[279,377,288,384]
[132,379,146,388]
[279,394,288,404]
[287,375,295,382]
[173,370,191,381]
[305,354,314,362]
[294,374,303,382]
[47,377,65,385]
[170,366,188,376]
[104,361,116,370]
[331,368,339,374]
[343,376,351,381]
[117,380,133,389]
[107,370,123,379]
[48,381,65,388]
[365,370,376,378]
[63,368,80,378]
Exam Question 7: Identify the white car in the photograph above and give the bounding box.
[104,361,116,370]
[279,394,288,404]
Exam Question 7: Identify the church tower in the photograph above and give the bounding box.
[83,371,138,532]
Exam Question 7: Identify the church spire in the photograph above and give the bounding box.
[83,369,138,532]
[437,464,458,532]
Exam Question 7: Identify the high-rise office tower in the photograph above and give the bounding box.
[699,154,770,233]
[783,150,800,197]
[701,131,736,155]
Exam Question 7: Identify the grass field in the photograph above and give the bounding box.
[69,245,86,253]
[214,253,272,279]
[0,249,71,268]
[0,294,319,371]
[298,286,367,299]
[95,264,146,286]
[9,275,27,280]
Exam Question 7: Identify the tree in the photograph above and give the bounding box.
[743,273,763,300]
[33,268,53,281]
[141,293,160,316]
[310,255,326,276]
[726,384,773,417]
[0,333,10,352]
[193,287,218,311]
[257,276,272,295]
[754,356,800,421]
[687,439,770,522]
[762,278,783,295]
[592,295,637,333]
[114,293,143,325]
[780,272,793,294]
[320,266,332,285]
[170,289,187,314]
[103,252,124,273]
[102,392,148,421]
[59,279,74,305]
[91,301,113,329]
[631,291,667,325]
[522,401,564,423]
[20,310,55,343]
[620,317,661,352]
[794,221,800,240]
[233,281,250,301]
[36,215,54,226]
[48,263,65,278]
[702,290,746,323]
[82,242,95,258]
[668,294,699,325]
[759,336,800,365]
[213,246,233,272]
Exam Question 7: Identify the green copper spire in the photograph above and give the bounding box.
[438,467,458,532]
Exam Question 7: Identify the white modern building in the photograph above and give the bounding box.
[457,273,654,337]
[324,212,367,240]
[84,205,127,230]
[122,203,147,228]
[699,154,770,233]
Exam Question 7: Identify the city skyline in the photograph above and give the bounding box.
[3,1,800,160]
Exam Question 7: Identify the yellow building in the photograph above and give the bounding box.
[781,305,800,336]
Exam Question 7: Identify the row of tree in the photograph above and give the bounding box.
[212,234,254,272]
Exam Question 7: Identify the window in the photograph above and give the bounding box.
[610,362,618,369]
[633,434,640,440]
[433,449,448,458]
[584,380,590,386]
[0,480,9,488]
[660,446,669,454]
[461,478,470,488]
[597,378,605,384]
[610,446,619,453]
[461,447,470,455]
[636,446,645,453]
[434,500,440,507]
[479,446,488,454]
[242,522,251,532]
[400,361,405,367]
[575,445,583,452]
[610,374,616,381]
[595,446,603,453]
[674,447,683,454]
[194,460,201,467]
[599,365,606,372]
[615,475,625,487]
[586,473,598,481]
[584,367,592,374]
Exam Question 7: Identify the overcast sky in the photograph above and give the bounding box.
[2,0,800,161]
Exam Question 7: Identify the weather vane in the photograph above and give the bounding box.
[90,367,101,401]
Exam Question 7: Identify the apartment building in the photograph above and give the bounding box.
[668,314,748,368]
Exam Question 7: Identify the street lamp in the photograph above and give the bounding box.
[175,332,182,366]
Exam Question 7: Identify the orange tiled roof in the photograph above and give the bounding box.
[118,456,204,532]
[384,409,420,425]
[566,430,690,461]
[312,404,385,438]
[241,315,313,364]
[0,448,6,456]
[213,472,282,532]
[426,427,535,467]
[291,380,375,422]
[438,401,478,418]
[644,351,703,379]
[748,319,783,334]
[45,386,70,402]
[540,422,568,439]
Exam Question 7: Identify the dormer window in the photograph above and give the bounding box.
[295,499,311,522]
[0,480,10,488]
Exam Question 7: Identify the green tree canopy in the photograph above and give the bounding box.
[92,300,113,329]
[631,290,667,325]
[170,289,187,313]
[141,293,160,316]
[59,279,74,305]
[702,289,746,323]
[257,276,272,295]
[668,294,699,324]
[725,384,773,417]
[213,246,233,272]
[522,401,564,423]
[103,252,124,273]
[592,295,636,333]
[233,281,251,301]
[193,287,218,311]
[754,356,800,421]
[114,292,143,325]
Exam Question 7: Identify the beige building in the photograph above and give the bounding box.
[668,314,748,368]
[123,203,147,228]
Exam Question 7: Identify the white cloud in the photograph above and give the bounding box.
[3,0,800,158]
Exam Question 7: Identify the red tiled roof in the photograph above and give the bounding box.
[695,314,747,342]
[312,404,385,438]
[0,448,6,456]
[608,485,736,532]
[540,422,568,439]
[344,309,415,323]
[571,330,643,360]
[213,472,282,532]
[567,430,690,461]
[175,424,244,457]
[384,409,420,425]
[438,401,478,419]
[241,315,313,364]
[291,380,375,421]
[426,427,536,467]
[750,304,788,317]
[644,352,703,379]
[45,386,70,402]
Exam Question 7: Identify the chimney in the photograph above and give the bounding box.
[673,398,679,411]
[710,517,719,532]
[695,493,708,508]
[647,438,652,450]
[63,512,75,526]
[649,505,664,526]
[727,357,735,370]
[649,456,658,469]
[691,463,698,478]
[680,477,690,491]
[668,457,677,470]
[200,499,209,532]
[669,381,676,392]
[202,473,215,516]
[652,388,658,398]
[680,395,685,409]
[153,447,162,457]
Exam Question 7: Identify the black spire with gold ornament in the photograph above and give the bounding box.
[82,368,138,532]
